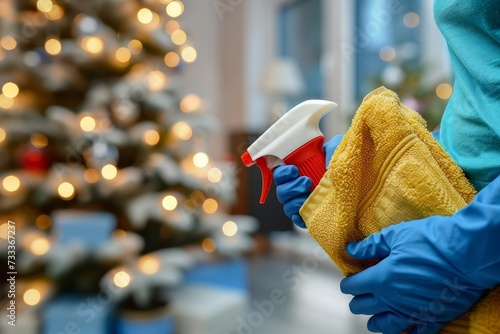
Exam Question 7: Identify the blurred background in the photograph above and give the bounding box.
[0,0,452,333]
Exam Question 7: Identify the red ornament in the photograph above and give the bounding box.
[20,146,51,172]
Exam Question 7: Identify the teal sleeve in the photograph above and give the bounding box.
[434,0,500,190]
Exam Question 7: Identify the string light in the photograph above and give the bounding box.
[207,167,223,183]
[172,121,192,140]
[403,12,420,28]
[36,0,53,13]
[23,289,41,306]
[222,220,238,237]
[58,182,75,200]
[171,29,187,45]
[146,70,168,91]
[45,38,62,55]
[1,36,17,51]
[2,82,19,98]
[164,52,180,68]
[30,237,50,255]
[0,95,15,109]
[138,255,160,275]
[113,271,131,288]
[84,169,100,183]
[137,8,153,24]
[80,115,96,132]
[379,46,396,62]
[181,45,197,63]
[143,129,160,146]
[165,20,180,34]
[193,152,209,168]
[202,238,216,253]
[0,128,6,143]
[31,133,48,148]
[436,83,453,100]
[45,4,64,20]
[36,215,52,229]
[3,175,20,192]
[166,1,184,18]
[101,164,118,180]
[0,223,7,240]
[203,198,218,214]
[81,36,104,55]
[180,94,202,113]
[128,40,143,55]
[115,47,131,63]
[162,195,178,211]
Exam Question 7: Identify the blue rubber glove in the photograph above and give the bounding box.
[323,134,344,168]
[340,174,500,334]
[274,134,344,228]
[274,165,311,228]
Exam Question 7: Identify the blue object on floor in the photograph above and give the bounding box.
[42,294,111,334]
[116,312,174,334]
[183,259,248,292]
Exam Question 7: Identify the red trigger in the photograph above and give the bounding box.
[256,157,273,204]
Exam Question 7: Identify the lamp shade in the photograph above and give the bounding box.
[260,58,305,96]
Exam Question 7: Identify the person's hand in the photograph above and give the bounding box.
[274,134,344,228]
[340,175,500,333]
[274,165,311,228]
[323,134,343,168]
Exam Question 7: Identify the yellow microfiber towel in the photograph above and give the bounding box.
[300,87,500,333]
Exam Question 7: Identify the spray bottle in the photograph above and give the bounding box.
[241,100,337,203]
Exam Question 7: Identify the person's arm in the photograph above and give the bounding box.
[341,173,500,333]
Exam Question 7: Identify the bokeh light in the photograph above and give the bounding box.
[193,152,209,168]
[1,36,17,51]
[81,36,104,54]
[171,29,187,45]
[403,12,420,28]
[101,164,118,180]
[379,46,396,62]
[180,94,202,113]
[172,121,192,140]
[36,215,52,229]
[181,45,197,63]
[0,128,6,143]
[137,8,153,24]
[203,198,218,214]
[164,52,180,68]
[207,167,223,183]
[80,116,96,132]
[84,169,100,183]
[31,133,48,148]
[138,256,160,275]
[128,40,143,55]
[147,70,168,91]
[165,20,180,34]
[3,175,20,192]
[30,237,51,255]
[162,195,178,211]
[166,1,184,18]
[46,37,63,56]
[222,221,238,237]
[202,238,216,253]
[436,83,453,100]
[115,47,131,63]
[58,182,75,200]
[143,129,160,146]
[2,82,19,98]
[23,289,41,306]
[113,271,131,288]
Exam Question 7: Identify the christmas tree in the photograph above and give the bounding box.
[0,0,255,331]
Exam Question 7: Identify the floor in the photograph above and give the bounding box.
[245,232,371,334]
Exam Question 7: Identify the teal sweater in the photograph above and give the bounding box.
[434,0,500,190]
